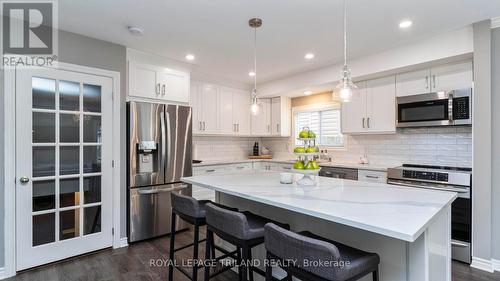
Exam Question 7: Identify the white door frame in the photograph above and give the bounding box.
[2,62,124,279]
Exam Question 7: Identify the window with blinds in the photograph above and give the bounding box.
[294,109,344,147]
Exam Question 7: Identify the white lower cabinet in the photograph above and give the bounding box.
[192,165,229,200]
[358,170,387,184]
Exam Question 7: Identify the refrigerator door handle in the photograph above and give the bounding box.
[165,111,172,178]
[136,184,189,195]
[160,110,166,180]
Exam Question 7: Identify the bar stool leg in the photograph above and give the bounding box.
[241,245,249,281]
[192,223,200,281]
[168,212,176,281]
[265,252,272,281]
[236,247,243,281]
[372,268,379,281]
[247,247,254,281]
[204,230,213,281]
[210,233,216,259]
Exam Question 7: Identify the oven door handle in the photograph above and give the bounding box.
[451,241,470,248]
[387,179,469,194]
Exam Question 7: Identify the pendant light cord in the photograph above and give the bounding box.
[253,26,257,92]
[343,0,347,67]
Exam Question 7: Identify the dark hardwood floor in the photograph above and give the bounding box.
[6,227,500,281]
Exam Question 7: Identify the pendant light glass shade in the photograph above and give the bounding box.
[335,0,357,103]
[336,65,357,103]
[250,89,259,115]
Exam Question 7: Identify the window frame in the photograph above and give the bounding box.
[291,103,347,151]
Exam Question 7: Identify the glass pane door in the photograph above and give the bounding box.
[17,67,113,271]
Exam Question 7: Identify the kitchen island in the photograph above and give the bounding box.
[181,171,457,281]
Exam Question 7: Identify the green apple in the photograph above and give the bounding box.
[299,129,309,138]
[311,160,320,170]
[304,161,315,170]
[308,131,316,138]
[293,160,305,169]
[294,147,306,153]
[305,147,316,153]
[314,146,320,152]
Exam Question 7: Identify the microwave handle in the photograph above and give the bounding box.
[448,92,454,122]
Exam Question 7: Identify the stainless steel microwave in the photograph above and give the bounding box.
[396,88,472,128]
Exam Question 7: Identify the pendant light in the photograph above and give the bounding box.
[249,18,262,115]
[335,0,357,103]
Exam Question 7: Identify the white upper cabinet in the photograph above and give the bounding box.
[366,76,396,133]
[395,69,431,97]
[341,81,367,134]
[396,61,473,97]
[191,82,219,134]
[430,61,473,92]
[251,98,272,136]
[342,77,396,134]
[128,62,159,99]
[232,90,251,135]
[218,87,234,134]
[271,97,292,137]
[128,61,189,103]
[157,69,190,103]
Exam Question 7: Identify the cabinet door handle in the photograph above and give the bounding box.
[199,121,202,131]
[362,118,366,128]
[162,84,166,95]
[425,76,429,89]
[206,169,215,173]
[156,83,161,95]
[432,75,436,89]
[365,175,379,179]
[237,124,239,132]
[367,117,371,128]
[203,122,206,131]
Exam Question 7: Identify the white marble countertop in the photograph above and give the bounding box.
[193,159,389,172]
[181,171,457,242]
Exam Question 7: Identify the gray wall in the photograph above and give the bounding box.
[492,27,500,260]
[58,30,128,238]
[472,21,492,261]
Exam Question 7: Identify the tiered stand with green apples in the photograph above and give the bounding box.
[292,127,321,186]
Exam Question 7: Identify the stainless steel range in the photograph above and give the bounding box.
[387,164,472,264]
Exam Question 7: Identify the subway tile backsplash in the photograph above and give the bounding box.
[193,127,472,168]
[261,127,472,168]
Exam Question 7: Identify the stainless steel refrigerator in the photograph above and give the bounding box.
[127,101,192,242]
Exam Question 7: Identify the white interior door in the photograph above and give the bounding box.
[15,67,113,270]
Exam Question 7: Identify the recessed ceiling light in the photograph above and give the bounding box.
[399,20,413,29]
[185,54,195,61]
[248,71,256,77]
[127,26,143,36]
[303,90,313,95]
[304,53,315,60]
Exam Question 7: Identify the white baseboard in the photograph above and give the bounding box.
[114,237,129,249]
[471,256,494,273]
[492,259,500,272]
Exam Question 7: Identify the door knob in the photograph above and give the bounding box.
[19,177,30,184]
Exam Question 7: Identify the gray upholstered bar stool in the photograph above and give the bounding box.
[264,223,380,281]
[169,193,238,281]
[203,203,290,281]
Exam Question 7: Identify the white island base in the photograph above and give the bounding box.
[217,193,451,281]
[181,172,455,281]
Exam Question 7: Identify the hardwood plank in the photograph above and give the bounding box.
[6,227,500,281]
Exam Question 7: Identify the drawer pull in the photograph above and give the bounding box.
[206,169,216,172]
[365,175,379,179]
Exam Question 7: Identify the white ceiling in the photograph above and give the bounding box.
[57,0,500,85]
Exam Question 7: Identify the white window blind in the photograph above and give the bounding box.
[295,109,344,147]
